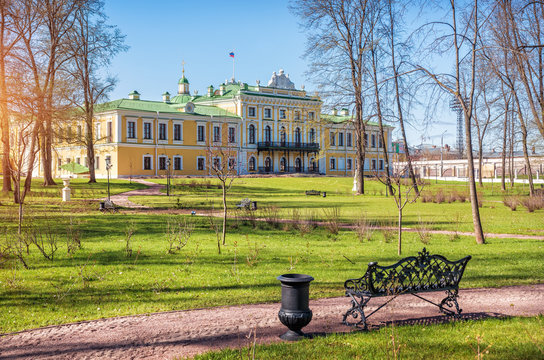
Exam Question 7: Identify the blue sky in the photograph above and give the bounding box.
[104,0,457,147]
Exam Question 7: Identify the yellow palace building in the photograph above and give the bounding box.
[47,69,392,179]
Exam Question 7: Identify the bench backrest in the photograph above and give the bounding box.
[366,248,471,295]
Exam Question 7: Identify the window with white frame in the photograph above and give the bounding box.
[213,125,221,142]
[197,157,205,170]
[174,123,182,141]
[159,156,167,170]
[338,132,344,146]
[248,124,255,144]
[379,135,383,148]
[143,155,152,170]
[228,126,236,143]
[264,125,271,142]
[143,122,152,140]
[347,158,352,170]
[107,122,112,142]
[159,123,167,140]
[248,156,256,171]
[347,132,352,147]
[330,157,336,170]
[330,132,336,146]
[309,128,315,142]
[371,159,377,170]
[127,121,136,139]
[57,157,62,170]
[213,157,221,170]
[76,157,80,164]
[77,125,82,138]
[95,123,101,140]
[294,110,300,120]
[364,133,368,147]
[228,157,236,170]
[294,127,301,143]
[95,156,100,170]
[197,124,205,142]
[279,109,286,119]
[173,156,182,170]
[371,134,376,148]
[379,159,384,170]
[308,111,315,120]
[263,107,272,119]
[248,106,256,117]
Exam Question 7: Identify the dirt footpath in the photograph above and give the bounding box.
[1,284,543,360]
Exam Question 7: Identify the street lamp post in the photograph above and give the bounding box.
[166,158,171,197]
[105,157,112,203]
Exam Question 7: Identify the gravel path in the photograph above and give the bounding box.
[103,179,165,209]
[1,284,543,359]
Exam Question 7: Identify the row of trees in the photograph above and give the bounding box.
[292,0,544,245]
[0,0,126,202]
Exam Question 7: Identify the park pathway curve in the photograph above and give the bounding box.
[1,284,543,359]
[102,179,164,209]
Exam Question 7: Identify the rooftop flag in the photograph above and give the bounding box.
[229,51,235,58]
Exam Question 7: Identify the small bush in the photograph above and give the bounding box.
[354,215,374,242]
[503,196,519,211]
[435,190,445,204]
[521,196,544,212]
[322,207,340,235]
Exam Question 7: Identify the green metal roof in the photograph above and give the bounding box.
[178,77,189,84]
[320,114,392,128]
[95,97,240,119]
[170,94,193,104]
[96,99,182,114]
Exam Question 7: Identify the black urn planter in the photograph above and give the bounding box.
[277,273,314,341]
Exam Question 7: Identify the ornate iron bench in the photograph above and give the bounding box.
[236,198,257,210]
[343,248,471,329]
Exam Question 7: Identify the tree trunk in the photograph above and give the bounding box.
[501,103,508,191]
[398,207,402,256]
[478,141,483,187]
[0,43,11,193]
[464,110,485,244]
[221,183,227,245]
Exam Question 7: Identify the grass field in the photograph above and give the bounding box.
[189,316,544,360]
[135,177,544,235]
[0,176,543,333]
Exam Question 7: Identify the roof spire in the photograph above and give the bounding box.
[182,60,185,78]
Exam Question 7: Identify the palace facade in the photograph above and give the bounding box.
[46,69,392,178]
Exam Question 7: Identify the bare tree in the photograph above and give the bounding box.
[0,0,22,194]
[12,0,81,187]
[63,0,126,183]
[291,0,373,194]
[417,0,486,244]
[207,127,238,253]
[377,165,422,255]
[386,0,419,195]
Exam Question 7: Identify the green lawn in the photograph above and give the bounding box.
[190,316,544,360]
[0,177,147,203]
[0,176,543,334]
[135,177,544,235]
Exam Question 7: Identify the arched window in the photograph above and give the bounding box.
[295,157,302,172]
[248,124,255,144]
[280,157,287,172]
[265,126,271,142]
[280,126,286,145]
[265,157,272,172]
[295,127,301,144]
[311,158,318,172]
[309,128,315,143]
[248,156,256,171]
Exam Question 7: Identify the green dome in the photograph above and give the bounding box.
[178,77,189,84]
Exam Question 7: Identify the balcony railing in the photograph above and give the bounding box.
[257,166,320,174]
[257,141,320,152]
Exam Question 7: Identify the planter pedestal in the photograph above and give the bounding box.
[277,273,314,341]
